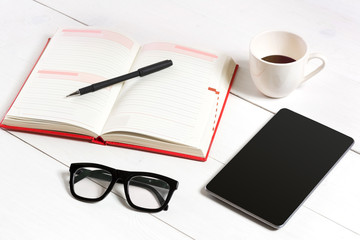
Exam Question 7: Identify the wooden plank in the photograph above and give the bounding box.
[0,129,190,240]
[304,149,360,234]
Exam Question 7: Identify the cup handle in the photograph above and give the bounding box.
[303,53,326,82]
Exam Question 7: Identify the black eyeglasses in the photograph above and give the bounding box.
[69,163,179,212]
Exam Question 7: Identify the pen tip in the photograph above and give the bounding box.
[66,90,80,97]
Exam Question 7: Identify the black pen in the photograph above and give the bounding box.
[66,59,173,97]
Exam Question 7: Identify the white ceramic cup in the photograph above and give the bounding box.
[249,31,326,98]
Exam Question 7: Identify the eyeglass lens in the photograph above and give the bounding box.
[73,167,112,199]
[73,167,171,210]
[128,176,170,209]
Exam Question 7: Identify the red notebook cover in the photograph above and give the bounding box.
[0,39,238,161]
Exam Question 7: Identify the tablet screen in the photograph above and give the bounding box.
[206,109,354,228]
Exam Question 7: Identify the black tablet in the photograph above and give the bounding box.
[206,108,354,229]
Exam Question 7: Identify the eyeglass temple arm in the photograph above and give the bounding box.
[74,169,169,210]
[73,169,110,184]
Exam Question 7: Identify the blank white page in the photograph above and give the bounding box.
[5,28,140,136]
[102,42,234,148]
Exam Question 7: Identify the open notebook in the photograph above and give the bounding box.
[1,27,238,161]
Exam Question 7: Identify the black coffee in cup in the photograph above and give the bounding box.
[262,55,296,64]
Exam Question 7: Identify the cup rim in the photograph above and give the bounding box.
[250,30,309,65]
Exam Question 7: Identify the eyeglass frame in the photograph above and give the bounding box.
[69,162,179,213]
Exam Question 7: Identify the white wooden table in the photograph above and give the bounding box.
[1,0,359,239]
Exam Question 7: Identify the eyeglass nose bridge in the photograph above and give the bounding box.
[114,169,130,184]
